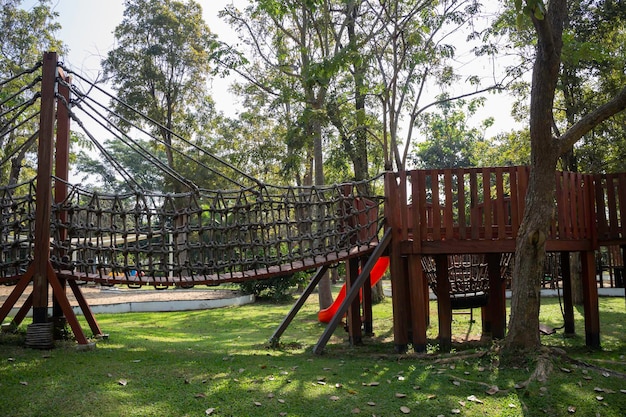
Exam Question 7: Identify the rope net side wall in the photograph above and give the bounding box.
[43,178,384,287]
[0,179,36,280]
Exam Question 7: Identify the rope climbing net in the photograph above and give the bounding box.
[50,179,384,286]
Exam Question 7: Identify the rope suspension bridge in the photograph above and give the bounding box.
[0,52,386,350]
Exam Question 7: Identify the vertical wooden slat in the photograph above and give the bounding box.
[470,170,479,240]
[495,168,505,239]
[457,168,466,239]
[418,170,428,243]
[607,174,618,238]
[518,166,529,218]
[594,174,608,240]
[432,171,441,240]
[571,173,581,240]
[555,171,566,239]
[482,168,493,239]
[444,169,454,240]
[510,168,520,236]
[411,170,421,253]
[618,173,626,238]
[399,171,409,242]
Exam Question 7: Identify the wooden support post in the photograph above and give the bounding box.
[47,263,88,345]
[435,254,452,352]
[560,252,576,335]
[485,253,505,339]
[0,266,34,324]
[346,257,362,345]
[362,257,374,336]
[270,265,329,347]
[580,250,601,349]
[52,71,71,336]
[68,280,103,337]
[390,253,410,352]
[32,52,57,323]
[408,255,427,352]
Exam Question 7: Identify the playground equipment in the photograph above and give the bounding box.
[317,256,389,323]
[1,53,624,354]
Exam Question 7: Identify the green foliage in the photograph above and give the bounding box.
[238,272,307,301]
[101,0,218,192]
[0,0,65,184]
[411,98,489,169]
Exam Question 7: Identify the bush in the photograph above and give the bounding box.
[238,272,307,301]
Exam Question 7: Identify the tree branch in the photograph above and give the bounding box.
[557,85,626,155]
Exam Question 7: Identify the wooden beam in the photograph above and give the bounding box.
[580,250,600,349]
[435,254,452,352]
[32,52,57,323]
[269,264,329,347]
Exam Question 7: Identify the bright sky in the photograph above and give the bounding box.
[22,0,245,113]
[21,0,520,137]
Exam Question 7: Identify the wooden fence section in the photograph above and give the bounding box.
[386,167,597,255]
[595,172,626,245]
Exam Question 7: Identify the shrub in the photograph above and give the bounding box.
[238,272,307,301]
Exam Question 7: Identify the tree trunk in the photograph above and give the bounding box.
[504,0,565,353]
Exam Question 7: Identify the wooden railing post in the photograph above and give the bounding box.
[32,52,57,323]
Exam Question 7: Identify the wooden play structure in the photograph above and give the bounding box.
[1,53,624,353]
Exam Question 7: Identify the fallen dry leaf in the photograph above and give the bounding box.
[329,396,340,401]
[427,394,437,400]
[596,396,604,401]
[560,367,571,373]
[194,393,207,398]
[367,401,376,406]
[351,407,360,413]
[205,408,215,415]
[19,381,28,386]
[567,405,576,413]
[400,406,411,414]
[458,400,466,407]
[366,381,380,386]
[267,393,275,399]
[467,395,483,404]
[118,379,127,386]
[395,393,407,398]
[452,380,461,386]
[451,409,461,414]
[253,401,262,407]
[278,399,285,404]
[593,387,604,392]
[485,386,499,395]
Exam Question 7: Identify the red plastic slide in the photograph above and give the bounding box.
[317,256,390,323]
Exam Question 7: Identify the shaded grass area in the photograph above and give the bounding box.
[0,289,624,417]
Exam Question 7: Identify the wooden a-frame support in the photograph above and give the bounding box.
[0,52,103,345]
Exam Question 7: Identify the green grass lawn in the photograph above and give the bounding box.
[0,288,624,417]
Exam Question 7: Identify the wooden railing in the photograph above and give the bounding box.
[386,167,597,254]
[594,172,626,244]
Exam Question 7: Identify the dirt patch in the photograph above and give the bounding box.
[0,283,240,307]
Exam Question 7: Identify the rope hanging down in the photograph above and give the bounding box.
[62,66,261,190]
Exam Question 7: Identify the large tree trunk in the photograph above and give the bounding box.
[504,0,565,353]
